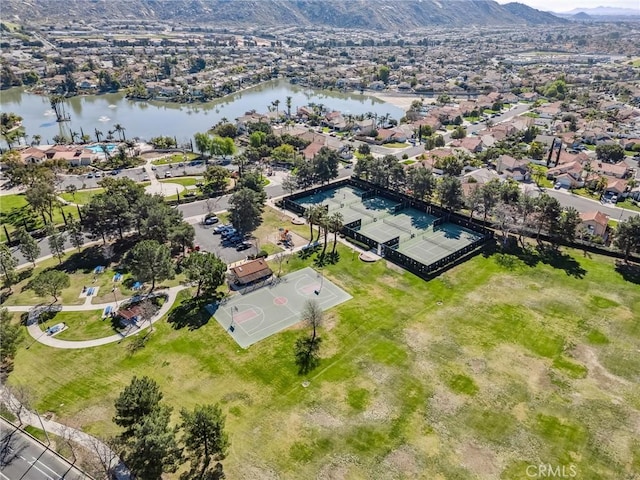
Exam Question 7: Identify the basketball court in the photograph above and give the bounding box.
[207,267,352,348]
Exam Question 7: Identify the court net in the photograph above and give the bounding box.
[350,204,376,219]
[422,234,458,252]
[382,217,412,234]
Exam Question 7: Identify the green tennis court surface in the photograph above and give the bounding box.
[207,267,352,348]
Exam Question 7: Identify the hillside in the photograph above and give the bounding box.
[1,0,567,30]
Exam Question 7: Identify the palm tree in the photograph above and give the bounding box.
[94,129,103,142]
[304,205,325,246]
[286,96,292,118]
[70,131,79,144]
[113,123,126,141]
[329,212,344,256]
[31,134,42,146]
[272,99,280,120]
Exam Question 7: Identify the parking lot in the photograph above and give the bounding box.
[192,219,259,264]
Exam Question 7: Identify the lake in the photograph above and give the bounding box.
[0,79,404,145]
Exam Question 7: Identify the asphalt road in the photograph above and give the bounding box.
[0,419,89,480]
[534,187,639,223]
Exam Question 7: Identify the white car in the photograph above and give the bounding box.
[164,171,172,178]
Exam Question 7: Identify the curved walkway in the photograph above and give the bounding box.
[5,285,185,349]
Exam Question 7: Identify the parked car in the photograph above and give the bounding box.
[221,228,238,239]
[203,216,219,225]
[142,174,150,181]
[164,171,172,178]
[236,242,252,251]
[212,224,231,234]
[94,172,102,178]
[554,182,562,189]
[87,172,94,178]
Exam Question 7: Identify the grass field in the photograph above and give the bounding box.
[7,244,640,479]
[151,152,199,165]
[0,193,80,243]
[60,188,105,205]
[159,177,203,187]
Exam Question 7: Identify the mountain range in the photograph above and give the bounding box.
[561,6,640,16]
[1,0,567,30]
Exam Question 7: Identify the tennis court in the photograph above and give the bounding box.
[360,208,438,242]
[398,223,484,264]
[207,267,352,348]
[295,186,364,212]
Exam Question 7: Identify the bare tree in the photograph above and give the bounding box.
[85,435,121,480]
[301,299,323,343]
[1,384,33,427]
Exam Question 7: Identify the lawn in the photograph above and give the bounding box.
[0,194,80,243]
[42,310,118,341]
[60,188,104,205]
[383,142,408,148]
[2,243,186,308]
[7,243,640,479]
[151,152,199,165]
[159,177,203,187]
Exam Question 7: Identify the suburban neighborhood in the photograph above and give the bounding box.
[1,1,639,479]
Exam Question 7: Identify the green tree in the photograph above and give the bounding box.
[228,188,264,236]
[31,270,70,303]
[25,180,57,224]
[213,122,238,139]
[328,211,344,256]
[16,227,40,267]
[67,218,85,251]
[194,132,212,159]
[614,215,640,263]
[126,405,181,480]
[0,308,22,375]
[169,222,195,256]
[529,141,545,160]
[249,131,267,148]
[46,224,67,264]
[440,155,464,176]
[313,147,340,184]
[479,180,501,222]
[434,134,445,148]
[180,404,230,473]
[378,65,390,84]
[535,194,562,241]
[0,244,18,292]
[406,165,436,201]
[437,176,463,212]
[596,144,624,163]
[203,166,230,195]
[450,125,466,140]
[125,240,174,290]
[554,207,581,246]
[271,144,295,164]
[304,204,326,244]
[183,252,227,298]
[209,136,236,159]
[113,376,164,439]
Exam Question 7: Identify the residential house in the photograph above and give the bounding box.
[604,178,628,198]
[546,161,585,188]
[377,127,407,144]
[450,136,483,154]
[592,161,629,179]
[578,211,609,238]
[19,145,97,166]
[495,154,530,181]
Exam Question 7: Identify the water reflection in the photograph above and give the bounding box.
[1,79,403,141]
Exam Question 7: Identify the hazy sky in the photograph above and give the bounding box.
[494,0,639,12]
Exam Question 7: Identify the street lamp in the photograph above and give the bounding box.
[111,287,119,308]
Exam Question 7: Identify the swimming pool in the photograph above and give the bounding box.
[85,143,117,153]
